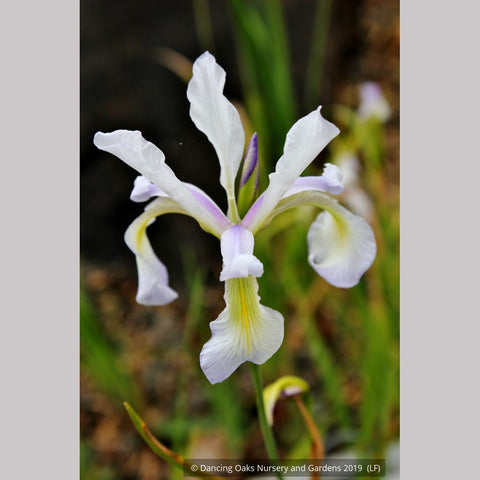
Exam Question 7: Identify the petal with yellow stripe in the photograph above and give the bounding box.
[200,276,284,384]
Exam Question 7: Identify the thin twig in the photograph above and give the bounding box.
[294,395,325,480]
[124,402,225,479]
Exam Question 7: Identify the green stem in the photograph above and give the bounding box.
[227,194,241,223]
[249,364,284,480]
[304,0,332,109]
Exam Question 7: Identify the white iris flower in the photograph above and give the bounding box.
[93,52,376,384]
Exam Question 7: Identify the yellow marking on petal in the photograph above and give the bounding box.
[226,277,263,354]
[134,212,158,257]
[238,279,251,351]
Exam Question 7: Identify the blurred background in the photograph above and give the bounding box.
[81,0,399,478]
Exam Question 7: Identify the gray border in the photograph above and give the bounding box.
[401,1,479,478]
[1,0,79,477]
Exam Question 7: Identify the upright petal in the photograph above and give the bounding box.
[242,107,339,233]
[186,52,245,201]
[270,191,376,288]
[220,225,263,281]
[94,130,230,237]
[200,276,284,384]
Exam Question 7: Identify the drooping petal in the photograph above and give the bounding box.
[200,276,284,384]
[263,376,310,426]
[220,225,263,281]
[242,107,340,233]
[283,163,344,197]
[186,51,245,201]
[94,130,230,237]
[307,208,376,288]
[269,190,376,288]
[124,197,187,305]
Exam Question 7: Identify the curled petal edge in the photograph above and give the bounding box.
[265,191,377,288]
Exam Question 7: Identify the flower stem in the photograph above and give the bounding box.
[227,195,241,223]
[249,364,284,480]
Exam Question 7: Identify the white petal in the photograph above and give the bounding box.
[187,52,245,200]
[283,163,344,197]
[130,175,166,202]
[94,130,230,237]
[220,254,264,281]
[242,107,339,233]
[219,225,263,281]
[200,277,284,384]
[267,190,376,288]
[307,204,376,288]
[124,199,184,305]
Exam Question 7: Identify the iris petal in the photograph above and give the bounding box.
[123,195,229,306]
[94,130,230,237]
[220,225,264,281]
[270,191,376,288]
[242,107,339,233]
[307,207,376,288]
[186,51,245,202]
[200,276,284,384]
[124,197,187,305]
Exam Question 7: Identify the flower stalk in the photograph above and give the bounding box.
[250,364,284,480]
[227,194,241,223]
